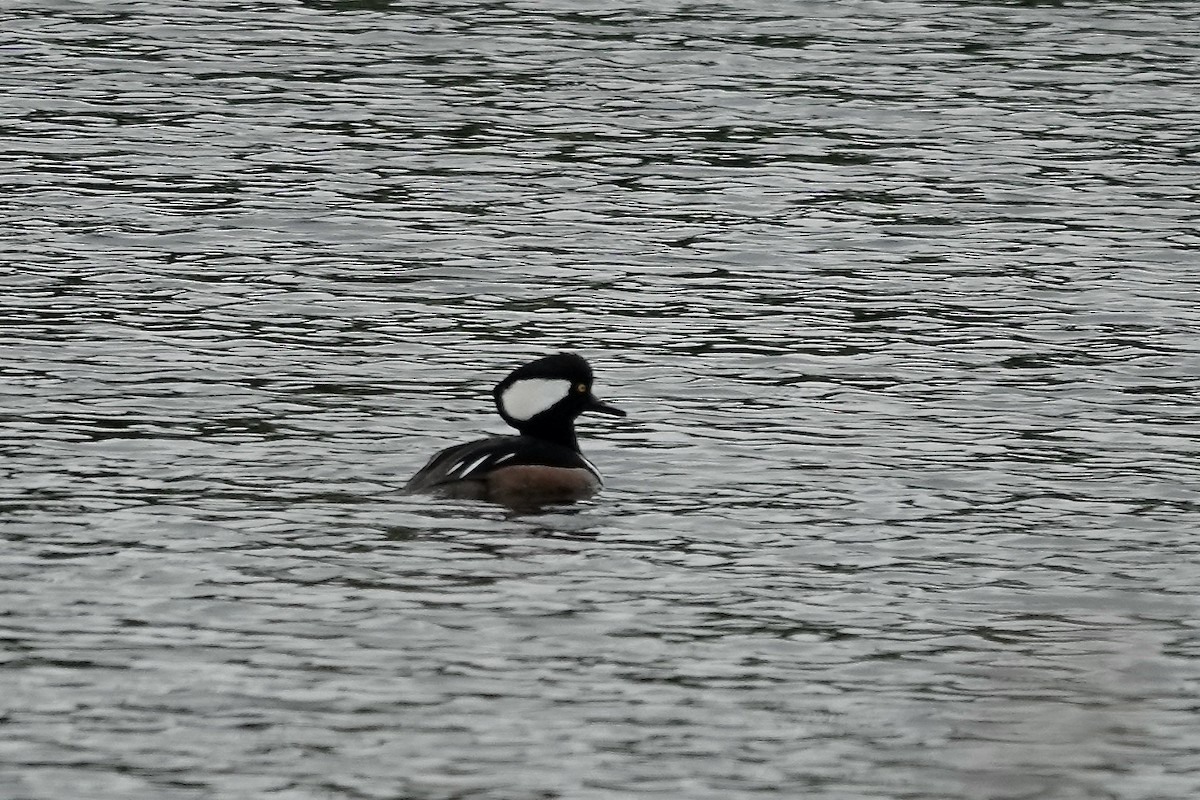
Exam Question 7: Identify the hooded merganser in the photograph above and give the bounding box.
[405,353,626,506]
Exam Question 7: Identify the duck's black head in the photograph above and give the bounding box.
[492,353,625,450]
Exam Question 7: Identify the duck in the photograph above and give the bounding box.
[404,353,625,506]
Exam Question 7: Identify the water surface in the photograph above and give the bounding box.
[3,1,1200,798]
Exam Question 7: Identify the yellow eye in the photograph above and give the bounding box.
[576,383,587,393]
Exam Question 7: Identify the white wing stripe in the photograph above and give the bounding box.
[454,454,492,478]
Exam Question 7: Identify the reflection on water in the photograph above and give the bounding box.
[3,0,1199,798]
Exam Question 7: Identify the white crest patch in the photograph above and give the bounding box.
[500,378,571,421]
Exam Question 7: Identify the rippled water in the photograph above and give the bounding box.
[4,1,1200,798]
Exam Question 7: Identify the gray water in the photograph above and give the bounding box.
[3,1,1200,798]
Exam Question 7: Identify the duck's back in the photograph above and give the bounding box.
[404,435,601,503]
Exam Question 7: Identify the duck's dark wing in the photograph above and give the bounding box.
[404,436,521,493]
[404,435,597,494]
